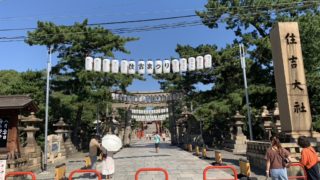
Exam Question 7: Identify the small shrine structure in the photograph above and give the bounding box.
[0,95,39,172]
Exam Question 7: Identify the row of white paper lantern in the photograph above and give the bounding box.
[131,108,169,114]
[111,93,182,102]
[85,55,212,74]
[132,115,169,121]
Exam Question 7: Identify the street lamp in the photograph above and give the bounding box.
[239,44,253,140]
[43,46,52,171]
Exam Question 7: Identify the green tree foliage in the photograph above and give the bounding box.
[155,1,320,142]
[25,20,140,148]
[197,0,320,132]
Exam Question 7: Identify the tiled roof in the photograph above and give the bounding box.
[0,95,38,111]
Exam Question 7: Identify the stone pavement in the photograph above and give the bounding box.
[112,140,234,180]
[34,140,267,180]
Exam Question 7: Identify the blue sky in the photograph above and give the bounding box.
[0,0,235,91]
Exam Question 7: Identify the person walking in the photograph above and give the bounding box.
[297,136,320,180]
[89,134,102,170]
[101,152,115,180]
[154,132,161,153]
[265,135,292,180]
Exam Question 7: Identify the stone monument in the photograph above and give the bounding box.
[47,134,65,163]
[270,22,320,140]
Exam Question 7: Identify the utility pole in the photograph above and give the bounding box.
[44,46,52,171]
[239,44,253,140]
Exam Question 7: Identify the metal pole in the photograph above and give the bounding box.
[44,46,52,171]
[239,44,253,140]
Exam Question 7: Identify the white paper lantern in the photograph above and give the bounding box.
[172,59,180,73]
[155,60,162,74]
[188,57,196,71]
[111,59,119,73]
[138,61,145,74]
[163,60,171,73]
[85,57,93,71]
[196,56,204,70]
[204,54,212,68]
[128,61,136,74]
[93,58,102,72]
[180,58,188,72]
[120,60,128,74]
[102,59,110,72]
[146,60,154,74]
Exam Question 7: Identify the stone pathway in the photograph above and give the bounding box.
[112,140,233,180]
[34,140,267,180]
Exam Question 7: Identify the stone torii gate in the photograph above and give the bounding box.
[111,91,182,145]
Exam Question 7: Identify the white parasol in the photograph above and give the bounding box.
[101,134,122,152]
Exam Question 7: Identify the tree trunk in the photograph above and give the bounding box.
[169,102,178,145]
[123,110,132,147]
[72,104,83,150]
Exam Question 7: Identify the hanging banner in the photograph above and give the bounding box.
[172,59,180,73]
[204,54,212,68]
[94,58,102,72]
[120,60,128,74]
[196,56,204,70]
[85,57,93,71]
[138,61,145,74]
[128,61,136,74]
[111,59,119,73]
[155,60,162,74]
[180,58,188,72]
[188,57,196,71]
[102,59,110,72]
[146,60,154,74]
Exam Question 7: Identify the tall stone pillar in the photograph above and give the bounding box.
[20,112,42,170]
[270,22,320,140]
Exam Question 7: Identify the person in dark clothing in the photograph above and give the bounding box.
[297,136,320,180]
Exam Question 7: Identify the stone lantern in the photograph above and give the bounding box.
[261,106,273,140]
[20,112,42,169]
[20,112,42,153]
[61,119,77,156]
[273,103,281,133]
[233,111,245,136]
[231,111,247,154]
[180,106,190,144]
[53,117,68,157]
